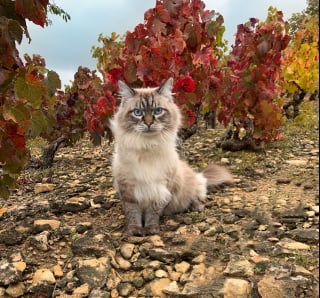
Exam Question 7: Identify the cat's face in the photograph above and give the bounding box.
[114,78,181,136]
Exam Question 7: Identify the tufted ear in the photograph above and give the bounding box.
[157,77,173,99]
[118,80,136,102]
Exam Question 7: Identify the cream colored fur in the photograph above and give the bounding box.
[110,78,233,236]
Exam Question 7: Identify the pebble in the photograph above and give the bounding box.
[277,238,311,250]
[5,282,25,298]
[116,256,131,270]
[76,257,111,288]
[285,159,308,166]
[73,283,90,296]
[52,264,64,277]
[221,157,230,165]
[120,243,135,259]
[149,235,165,247]
[32,268,56,285]
[311,205,319,214]
[175,261,191,273]
[118,282,133,297]
[223,278,252,298]
[223,255,254,278]
[33,219,61,231]
[148,278,171,298]
[34,183,55,194]
[155,269,168,278]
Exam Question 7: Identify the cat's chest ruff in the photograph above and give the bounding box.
[127,149,175,170]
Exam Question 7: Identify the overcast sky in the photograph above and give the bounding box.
[17,0,307,87]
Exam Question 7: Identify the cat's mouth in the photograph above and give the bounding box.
[140,126,160,135]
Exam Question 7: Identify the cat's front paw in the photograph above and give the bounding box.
[144,224,160,235]
[123,225,144,237]
[189,200,204,212]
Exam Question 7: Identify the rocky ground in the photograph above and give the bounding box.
[0,106,319,298]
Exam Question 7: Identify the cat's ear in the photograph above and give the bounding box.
[157,77,173,99]
[118,80,136,102]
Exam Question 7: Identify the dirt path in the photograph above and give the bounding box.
[0,116,318,298]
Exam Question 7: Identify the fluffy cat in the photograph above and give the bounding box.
[110,78,233,236]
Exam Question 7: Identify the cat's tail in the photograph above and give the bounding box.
[201,163,234,187]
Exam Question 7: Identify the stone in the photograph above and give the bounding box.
[117,282,133,297]
[285,159,308,166]
[33,219,61,232]
[52,264,64,277]
[0,261,22,286]
[191,253,206,264]
[12,262,26,272]
[311,205,319,214]
[305,210,315,217]
[293,265,313,277]
[32,269,56,285]
[162,281,181,295]
[106,269,121,291]
[180,263,207,284]
[28,268,56,297]
[116,256,131,270]
[0,229,23,245]
[89,288,111,298]
[142,268,155,282]
[223,255,254,277]
[149,235,165,247]
[148,278,171,298]
[71,230,115,257]
[34,183,55,194]
[29,231,50,251]
[120,243,135,259]
[76,257,111,288]
[155,269,168,278]
[203,225,220,236]
[221,158,230,165]
[276,178,291,184]
[132,258,149,271]
[174,261,191,273]
[76,222,93,233]
[110,288,119,297]
[168,270,182,281]
[250,255,270,265]
[50,197,90,213]
[277,238,310,250]
[285,228,319,244]
[223,278,251,298]
[73,283,90,296]
[148,248,176,263]
[5,282,25,297]
[148,260,162,269]
[258,275,298,298]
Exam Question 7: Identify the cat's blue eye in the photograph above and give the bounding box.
[154,107,163,115]
[133,108,143,117]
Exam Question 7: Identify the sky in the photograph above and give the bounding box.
[17,0,307,87]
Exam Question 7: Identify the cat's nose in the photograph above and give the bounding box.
[144,114,154,127]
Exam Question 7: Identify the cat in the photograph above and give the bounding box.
[110,78,233,237]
